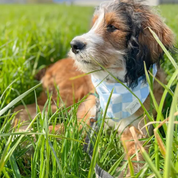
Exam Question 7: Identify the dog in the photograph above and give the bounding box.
[14,0,174,176]
[69,0,174,175]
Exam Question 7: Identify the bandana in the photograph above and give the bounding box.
[91,64,157,122]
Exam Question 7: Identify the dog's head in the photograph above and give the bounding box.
[69,0,174,87]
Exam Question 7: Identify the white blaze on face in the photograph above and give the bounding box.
[84,11,104,43]
[90,11,104,33]
[72,11,105,49]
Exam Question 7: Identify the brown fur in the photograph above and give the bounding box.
[13,58,94,130]
[103,12,129,49]
[136,7,174,62]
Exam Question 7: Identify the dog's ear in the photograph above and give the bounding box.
[138,9,174,62]
[124,3,174,87]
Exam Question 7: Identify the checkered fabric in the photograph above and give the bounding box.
[91,64,157,122]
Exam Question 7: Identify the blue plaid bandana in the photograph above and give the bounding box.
[91,64,157,122]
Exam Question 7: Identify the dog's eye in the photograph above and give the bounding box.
[107,24,117,32]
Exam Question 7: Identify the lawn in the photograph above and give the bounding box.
[0,4,178,178]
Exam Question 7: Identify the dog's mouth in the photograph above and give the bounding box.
[76,58,92,65]
[81,60,91,64]
[72,51,92,64]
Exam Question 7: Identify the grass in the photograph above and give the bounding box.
[0,4,93,107]
[0,3,178,178]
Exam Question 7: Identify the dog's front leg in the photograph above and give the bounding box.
[49,94,97,134]
[119,126,145,177]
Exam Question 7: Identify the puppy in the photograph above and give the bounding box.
[14,0,174,176]
[69,0,174,175]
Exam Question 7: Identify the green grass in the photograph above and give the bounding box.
[0,4,93,107]
[0,4,178,178]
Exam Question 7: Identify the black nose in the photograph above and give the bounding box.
[70,40,86,54]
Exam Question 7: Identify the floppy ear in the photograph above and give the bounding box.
[138,9,175,62]
[124,2,174,88]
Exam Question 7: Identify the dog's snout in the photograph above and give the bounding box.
[70,40,86,54]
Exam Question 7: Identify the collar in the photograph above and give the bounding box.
[91,64,157,122]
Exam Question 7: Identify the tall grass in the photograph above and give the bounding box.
[0,4,178,178]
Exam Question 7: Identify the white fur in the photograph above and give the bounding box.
[90,11,104,32]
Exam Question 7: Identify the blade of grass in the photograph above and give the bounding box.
[48,140,65,178]
[122,140,134,177]
[0,83,41,116]
[0,78,18,103]
[69,69,101,80]
[87,88,114,178]
[9,154,21,178]
[144,62,163,170]
[163,83,178,178]
[108,154,125,175]
[0,135,13,176]
[149,28,178,69]
[130,127,162,178]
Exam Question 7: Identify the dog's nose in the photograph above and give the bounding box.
[70,40,86,54]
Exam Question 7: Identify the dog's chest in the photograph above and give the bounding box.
[92,92,140,133]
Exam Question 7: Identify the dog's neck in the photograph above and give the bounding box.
[91,67,126,83]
